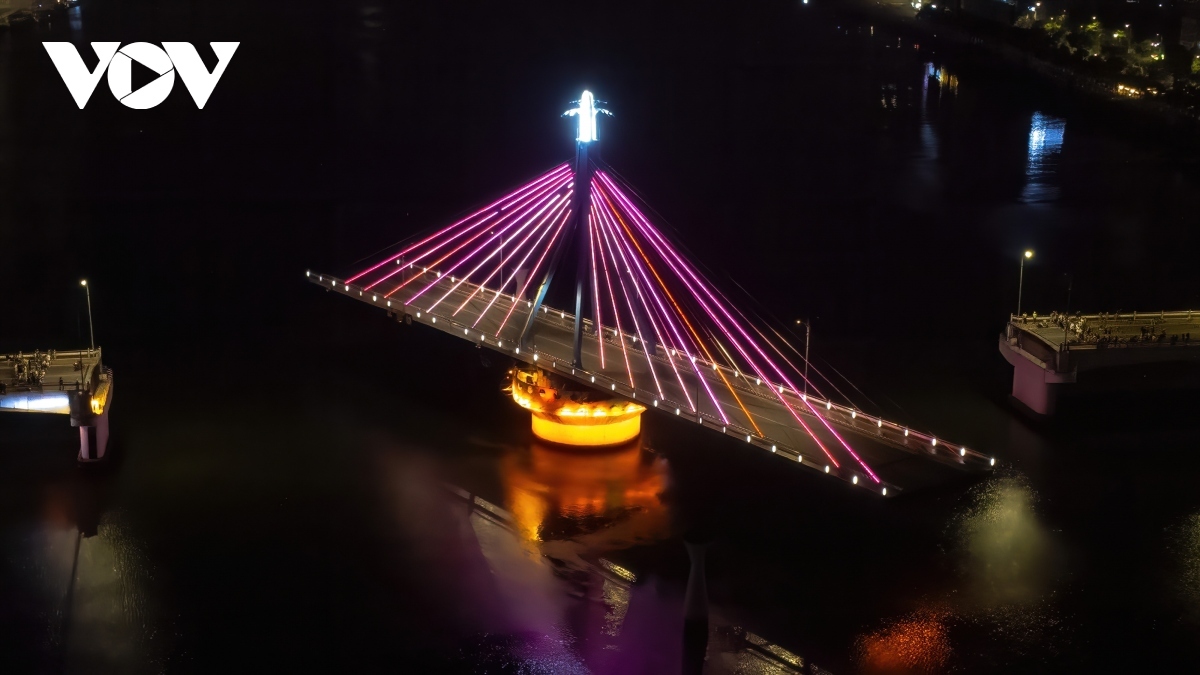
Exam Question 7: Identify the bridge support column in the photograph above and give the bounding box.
[1009,356,1057,415]
[1000,336,1072,416]
[78,414,109,462]
[69,371,113,463]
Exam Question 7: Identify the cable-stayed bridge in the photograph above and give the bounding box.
[309,91,993,495]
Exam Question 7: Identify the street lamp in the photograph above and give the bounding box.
[796,318,811,396]
[493,229,505,282]
[80,279,94,352]
[1017,250,1033,317]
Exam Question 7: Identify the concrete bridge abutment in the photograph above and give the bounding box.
[1000,331,1075,416]
[77,413,110,462]
[1002,343,1059,415]
[69,369,113,463]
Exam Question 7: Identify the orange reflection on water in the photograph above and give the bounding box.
[855,607,952,675]
[41,483,74,530]
[502,437,667,544]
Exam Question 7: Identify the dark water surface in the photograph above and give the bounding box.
[3,1,1200,672]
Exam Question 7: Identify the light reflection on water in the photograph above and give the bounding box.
[1022,112,1066,203]
[62,510,168,672]
[925,63,959,97]
[1177,513,1200,593]
[1168,511,1200,619]
[443,437,814,673]
[948,473,1065,663]
[856,473,1065,673]
[502,438,668,548]
[439,437,671,672]
[10,481,171,673]
[904,62,958,210]
[953,475,1053,601]
[855,606,952,675]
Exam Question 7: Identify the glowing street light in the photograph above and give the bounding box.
[1017,249,1033,316]
[80,279,94,352]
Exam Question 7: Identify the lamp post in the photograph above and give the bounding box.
[80,279,94,353]
[796,318,811,397]
[1017,250,1033,317]
[493,229,505,283]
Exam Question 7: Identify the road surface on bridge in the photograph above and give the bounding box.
[1011,310,1200,350]
[310,270,994,494]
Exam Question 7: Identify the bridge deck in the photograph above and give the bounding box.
[0,349,103,415]
[311,271,994,494]
[1011,310,1200,352]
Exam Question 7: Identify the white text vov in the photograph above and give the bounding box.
[43,42,239,109]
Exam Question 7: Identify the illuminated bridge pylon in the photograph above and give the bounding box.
[308,91,995,495]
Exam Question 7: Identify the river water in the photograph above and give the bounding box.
[2,1,1200,673]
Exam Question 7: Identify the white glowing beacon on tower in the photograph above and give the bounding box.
[565,90,612,143]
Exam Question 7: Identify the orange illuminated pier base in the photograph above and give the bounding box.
[509,366,645,446]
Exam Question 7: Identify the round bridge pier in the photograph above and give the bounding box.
[508,365,645,447]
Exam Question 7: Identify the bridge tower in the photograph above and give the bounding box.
[515,92,640,446]
[520,91,610,369]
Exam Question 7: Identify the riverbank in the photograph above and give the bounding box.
[841,0,1200,147]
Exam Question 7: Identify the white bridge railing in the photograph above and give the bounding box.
[310,270,997,494]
